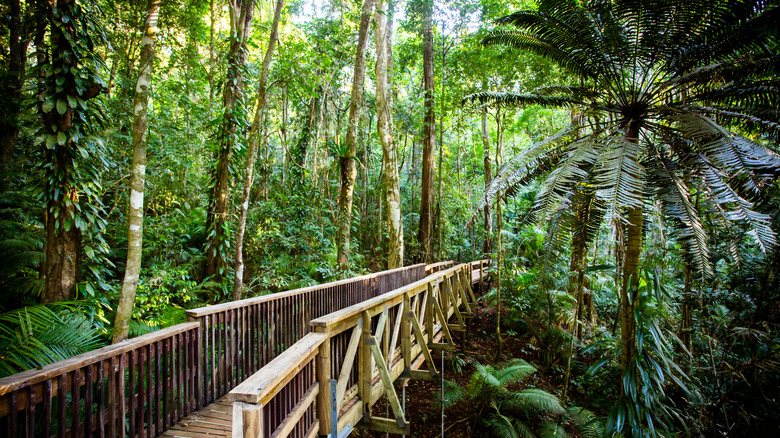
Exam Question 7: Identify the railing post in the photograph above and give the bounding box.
[233,401,264,438]
[188,314,205,408]
[316,334,332,436]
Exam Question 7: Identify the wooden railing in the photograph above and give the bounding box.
[0,264,427,438]
[0,322,201,438]
[184,264,426,407]
[230,261,487,438]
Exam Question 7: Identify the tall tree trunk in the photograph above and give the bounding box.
[417,4,435,263]
[0,0,27,180]
[208,0,216,112]
[481,107,492,255]
[41,0,104,304]
[619,124,644,375]
[376,0,403,268]
[204,0,254,282]
[233,0,283,300]
[495,191,503,360]
[113,0,160,343]
[337,0,375,270]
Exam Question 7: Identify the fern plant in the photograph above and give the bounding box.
[0,303,103,377]
[444,359,566,438]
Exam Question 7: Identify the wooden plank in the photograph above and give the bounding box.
[366,337,405,425]
[407,309,437,375]
[359,311,371,417]
[387,304,403,367]
[309,266,469,330]
[362,417,410,435]
[228,333,325,405]
[269,382,318,438]
[335,321,362,411]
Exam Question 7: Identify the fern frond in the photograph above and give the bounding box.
[509,388,566,416]
[699,160,776,253]
[675,111,780,194]
[463,91,581,108]
[649,152,712,278]
[593,134,645,223]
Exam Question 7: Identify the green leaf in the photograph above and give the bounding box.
[57,131,67,145]
[46,135,57,149]
[56,99,68,115]
[42,99,55,113]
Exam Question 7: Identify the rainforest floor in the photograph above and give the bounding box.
[364,299,593,438]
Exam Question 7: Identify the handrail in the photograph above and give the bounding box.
[311,263,463,331]
[0,321,202,438]
[0,322,199,395]
[228,332,326,405]
[425,260,453,273]
[186,264,426,317]
[225,262,485,438]
[0,261,481,438]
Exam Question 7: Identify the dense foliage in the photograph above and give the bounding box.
[1,0,778,436]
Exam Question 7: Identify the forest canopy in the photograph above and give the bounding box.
[1,0,778,436]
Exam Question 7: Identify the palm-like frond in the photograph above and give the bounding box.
[567,406,604,438]
[506,388,567,416]
[699,159,777,253]
[649,153,712,278]
[534,135,600,222]
[675,110,780,194]
[476,126,580,213]
[593,134,645,223]
[0,304,103,377]
[463,91,581,108]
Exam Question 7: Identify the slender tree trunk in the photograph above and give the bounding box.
[619,124,644,375]
[0,0,27,179]
[208,0,216,112]
[337,0,375,270]
[481,107,492,256]
[495,191,503,360]
[113,0,160,343]
[233,0,283,300]
[376,0,402,268]
[417,5,435,263]
[204,0,254,282]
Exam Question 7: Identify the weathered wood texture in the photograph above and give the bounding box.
[0,323,201,438]
[233,261,488,438]
[185,264,426,407]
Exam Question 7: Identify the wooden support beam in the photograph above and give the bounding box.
[360,312,371,418]
[387,304,403,366]
[316,338,331,436]
[336,320,362,411]
[407,309,438,375]
[443,278,465,327]
[402,294,411,371]
[430,291,456,348]
[362,417,410,435]
[367,336,406,427]
[233,402,263,438]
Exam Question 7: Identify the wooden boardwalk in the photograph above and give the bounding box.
[162,398,232,438]
[0,260,487,438]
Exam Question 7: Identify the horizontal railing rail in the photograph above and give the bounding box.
[185,264,427,407]
[0,322,201,438]
[229,332,326,438]
[424,260,453,274]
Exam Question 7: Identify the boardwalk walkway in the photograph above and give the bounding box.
[0,261,487,438]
